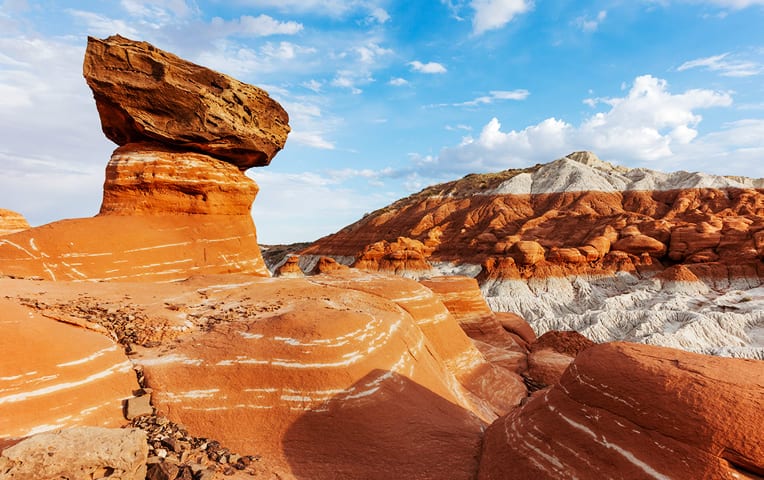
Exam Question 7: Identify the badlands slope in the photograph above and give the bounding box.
[302,152,764,358]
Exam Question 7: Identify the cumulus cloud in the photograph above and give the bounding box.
[471,0,533,34]
[678,53,762,77]
[407,74,736,178]
[409,60,448,74]
[389,77,409,86]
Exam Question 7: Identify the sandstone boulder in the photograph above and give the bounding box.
[479,342,764,480]
[510,241,545,266]
[0,209,30,237]
[612,233,666,257]
[275,255,303,277]
[353,237,431,273]
[0,427,148,480]
[525,330,595,389]
[84,35,289,169]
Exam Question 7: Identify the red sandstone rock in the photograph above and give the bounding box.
[495,312,537,345]
[525,331,596,389]
[303,152,764,280]
[100,143,258,215]
[0,299,138,443]
[83,35,289,169]
[275,255,303,277]
[0,209,30,237]
[353,237,431,273]
[312,256,349,274]
[479,342,764,480]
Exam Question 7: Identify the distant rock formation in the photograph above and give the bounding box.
[0,35,290,282]
[303,152,764,357]
[479,342,764,479]
[0,209,29,237]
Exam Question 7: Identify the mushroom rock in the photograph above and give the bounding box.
[0,209,30,237]
[134,275,486,479]
[0,299,138,445]
[83,35,289,169]
[524,331,595,390]
[0,36,289,281]
[478,342,764,480]
[311,256,350,274]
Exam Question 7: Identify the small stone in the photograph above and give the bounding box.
[125,395,153,420]
[146,461,179,480]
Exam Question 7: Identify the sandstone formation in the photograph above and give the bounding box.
[353,236,432,274]
[0,427,148,480]
[0,209,29,237]
[83,35,289,169]
[0,35,291,282]
[479,342,764,480]
[0,298,138,445]
[525,330,595,389]
[275,255,303,277]
[303,151,764,357]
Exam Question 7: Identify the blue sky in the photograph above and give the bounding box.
[1,0,763,243]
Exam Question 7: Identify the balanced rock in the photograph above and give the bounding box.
[83,35,289,169]
[0,427,148,480]
[0,209,30,237]
[479,342,764,479]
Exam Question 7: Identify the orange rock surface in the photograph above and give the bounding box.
[0,209,30,237]
[0,299,137,445]
[479,342,764,480]
[83,35,289,169]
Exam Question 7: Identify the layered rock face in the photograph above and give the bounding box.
[0,298,138,445]
[0,35,290,282]
[303,152,764,357]
[83,35,289,169]
[0,209,29,237]
[479,342,764,480]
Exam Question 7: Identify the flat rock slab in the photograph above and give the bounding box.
[0,427,148,480]
[83,35,290,169]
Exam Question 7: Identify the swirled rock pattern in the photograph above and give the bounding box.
[479,342,764,480]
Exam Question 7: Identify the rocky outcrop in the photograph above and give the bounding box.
[353,237,432,274]
[303,152,764,357]
[0,427,148,480]
[0,36,290,282]
[479,342,764,480]
[525,330,595,389]
[0,209,29,237]
[275,255,303,277]
[0,299,138,445]
[83,35,289,169]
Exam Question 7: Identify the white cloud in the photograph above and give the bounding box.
[471,0,533,34]
[231,0,386,18]
[450,89,529,106]
[693,0,764,7]
[678,53,762,77]
[408,74,736,178]
[66,9,141,37]
[409,60,448,74]
[574,10,607,32]
[302,79,323,92]
[389,77,408,86]
[210,14,303,37]
[367,7,390,23]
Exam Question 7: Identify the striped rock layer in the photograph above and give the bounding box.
[0,298,137,447]
[0,146,269,281]
[478,342,764,480]
[303,151,764,278]
[122,271,526,479]
[0,209,29,237]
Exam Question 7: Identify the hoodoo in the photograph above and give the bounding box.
[0,35,291,282]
